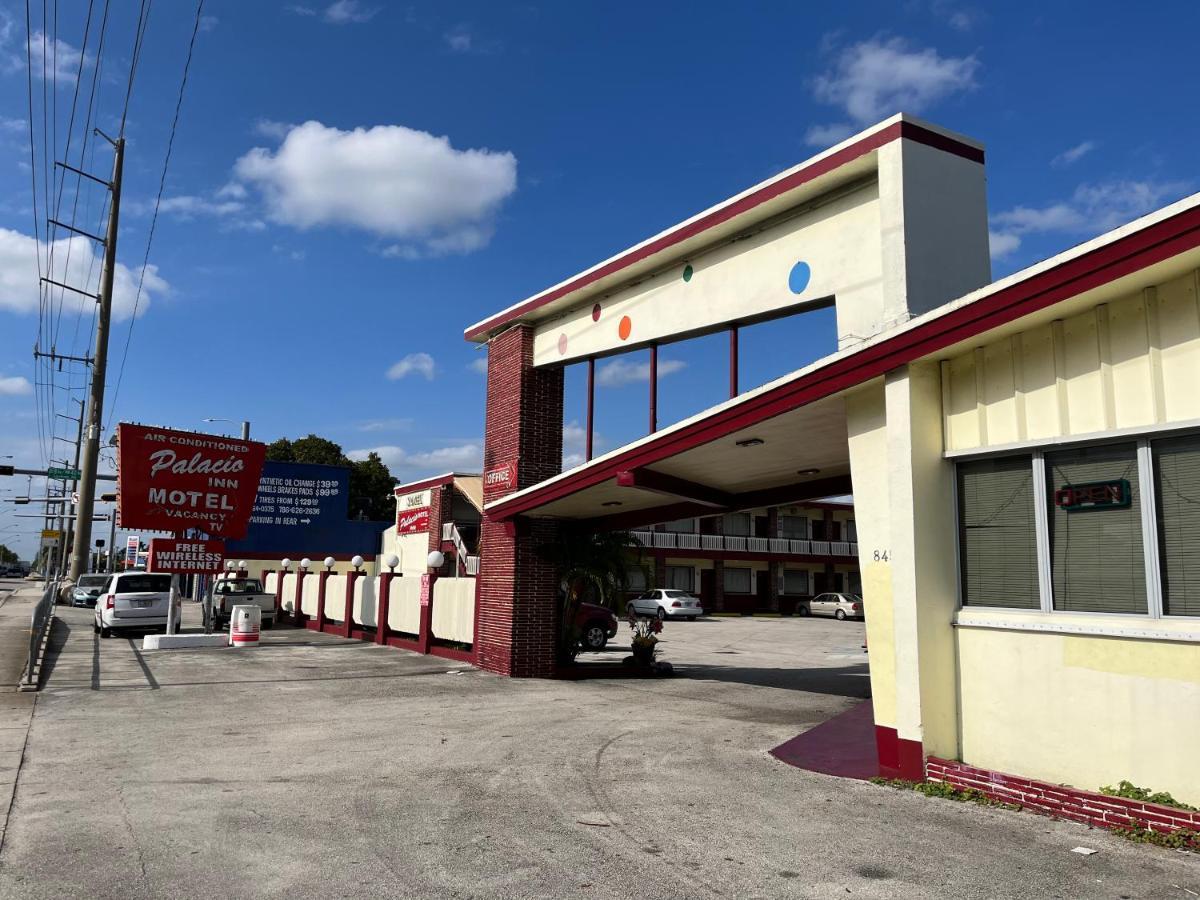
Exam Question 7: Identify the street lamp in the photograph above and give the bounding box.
[202,418,251,440]
[385,554,399,573]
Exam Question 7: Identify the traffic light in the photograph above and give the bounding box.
[0,465,13,477]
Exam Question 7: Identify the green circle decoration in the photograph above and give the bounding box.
[682,264,693,283]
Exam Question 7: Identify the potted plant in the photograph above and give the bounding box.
[628,612,662,666]
[540,529,647,663]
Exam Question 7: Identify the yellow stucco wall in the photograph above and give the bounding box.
[944,269,1200,451]
[957,622,1200,805]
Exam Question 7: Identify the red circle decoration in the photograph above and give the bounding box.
[557,333,568,355]
[591,304,602,322]
[618,316,632,340]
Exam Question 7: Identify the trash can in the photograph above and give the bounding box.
[230,604,261,647]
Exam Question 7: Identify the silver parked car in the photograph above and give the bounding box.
[72,574,109,607]
[800,592,864,620]
[627,589,704,621]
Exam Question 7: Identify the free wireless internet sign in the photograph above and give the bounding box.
[116,423,267,538]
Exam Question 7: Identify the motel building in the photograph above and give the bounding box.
[627,502,861,614]
[462,113,1200,807]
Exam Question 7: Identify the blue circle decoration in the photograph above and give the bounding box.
[788,261,811,295]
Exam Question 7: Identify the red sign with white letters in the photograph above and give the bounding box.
[484,460,518,496]
[147,538,226,574]
[396,508,430,535]
[116,423,267,538]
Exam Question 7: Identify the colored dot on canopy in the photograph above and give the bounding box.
[557,333,568,355]
[618,316,632,340]
[683,264,693,282]
[591,304,602,322]
[788,261,811,295]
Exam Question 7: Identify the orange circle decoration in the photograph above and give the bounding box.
[618,315,632,340]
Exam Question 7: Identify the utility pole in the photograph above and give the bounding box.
[68,134,124,584]
[55,400,84,577]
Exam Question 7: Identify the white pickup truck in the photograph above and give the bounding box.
[205,575,277,629]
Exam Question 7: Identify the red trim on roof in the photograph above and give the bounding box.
[393,473,456,496]
[464,121,983,342]
[491,203,1200,520]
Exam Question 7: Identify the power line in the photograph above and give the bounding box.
[119,0,151,137]
[108,0,205,430]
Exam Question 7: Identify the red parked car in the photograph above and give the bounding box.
[576,601,619,651]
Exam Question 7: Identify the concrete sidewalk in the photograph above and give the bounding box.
[0,583,44,854]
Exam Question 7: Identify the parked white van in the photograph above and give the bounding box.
[93,572,181,638]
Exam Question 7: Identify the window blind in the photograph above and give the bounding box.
[1047,443,1146,614]
[723,567,751,593]
[1153,435,1200,617]
[782,569,809,595]
[666,566,694,591]
[957,456,1039,609]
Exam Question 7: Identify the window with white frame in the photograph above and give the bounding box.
[956,432,1200,618]
[781,569,809,595]
[665,566,694,591]
[723,566,752,593]
[846,519,857,542]
[957,456,1040,609]
[779,515,808,540]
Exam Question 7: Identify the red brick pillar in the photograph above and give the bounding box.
[477,325,565,677]
[712,559,725,613]
[766,508,780,612]
[428,484,451,555]
[653,556,667,590]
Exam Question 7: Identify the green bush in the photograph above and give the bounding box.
[1100,780,1198,812]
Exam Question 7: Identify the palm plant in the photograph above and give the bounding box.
[540,529,648,661]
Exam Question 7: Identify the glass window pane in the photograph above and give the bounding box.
[626,568,647,591]
[1153,434,1200,617]
[723,567,751,593]
[779,515,808,540]
[662,519,697,534]
[782,569,808,595]
[957,456,1039,609]
[723,514,751,536]
[666,566,694,591]
[1047,443,1146,614]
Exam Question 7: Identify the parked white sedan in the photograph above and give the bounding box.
[94,572,180,638]
[627,589,704,621]
[800,592,864,620]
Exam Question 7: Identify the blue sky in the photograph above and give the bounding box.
[1,0,1198,559]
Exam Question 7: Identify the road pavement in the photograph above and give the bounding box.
[0,607,1195,899]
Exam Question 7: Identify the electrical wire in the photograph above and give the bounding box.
[107,0,205,430]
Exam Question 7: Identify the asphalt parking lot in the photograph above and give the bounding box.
[0,603,1196,899]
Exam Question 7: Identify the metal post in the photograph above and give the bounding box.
[241,421,250,440]
[68,137,124,583]
[649,344,658,434]
[585,358,594,462]
[729,325,739,399]
[58,399,84,578]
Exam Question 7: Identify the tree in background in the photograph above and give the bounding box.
[266,435,396,521]
[0,544,19,566]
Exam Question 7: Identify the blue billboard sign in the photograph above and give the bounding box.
[223,461,388,557]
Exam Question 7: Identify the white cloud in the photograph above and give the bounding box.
[445,27,473,52]
[357,417,413,433]
[803,122,854,148]
[233,121,518,257]
[287,2,379,24]
[199,15,219,32]
[154,195,246,218]
[469,356,488,374]
[27,30,90,85]
[1052,141,1096,168]
[323,1,379,24]
[349,443,483,474]
[989,178,1191,260]
[595,357,686,388]
[253,119,294,140]
[0,228,167,321]
[562,419,604,471]
[386,352,435,381]
[807,36,979,143]
[0,375,32,396]
[0,116,24,133]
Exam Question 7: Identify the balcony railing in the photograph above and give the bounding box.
[631,531,858,557]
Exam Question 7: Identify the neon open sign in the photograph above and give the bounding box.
[1054,479,1131,512]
